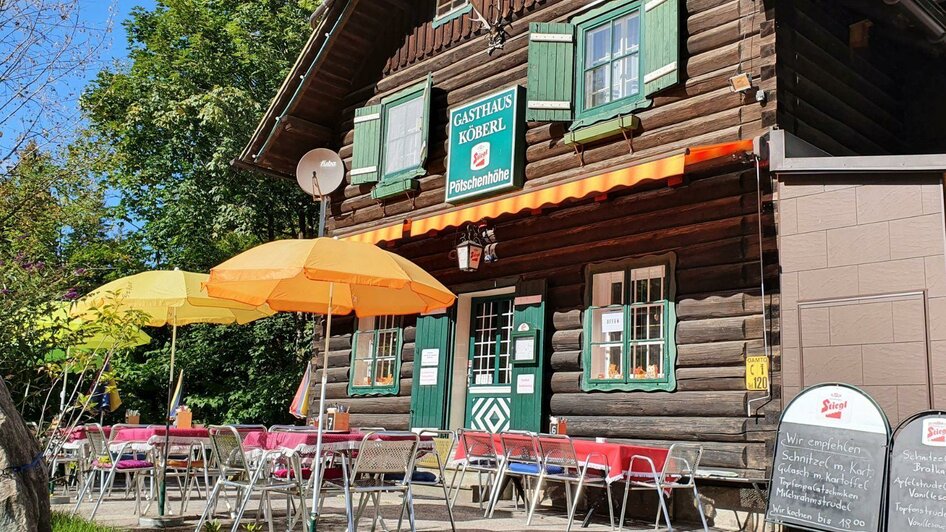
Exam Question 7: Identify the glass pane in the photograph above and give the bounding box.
[472,301,497,385]
[611,53,639,101]
[354,333,373,360]
[631,265,666,303]
[352,358,372,387]
[612,12,640,56]
[496,300,514,385]
[592,271,624,306]
[630,344,664,379]
[591,307,624,344]
[590,344,624,380]
[584,66,610,109]
[631,304,664,341]
[585,25,611,67]
[384,96,424,175]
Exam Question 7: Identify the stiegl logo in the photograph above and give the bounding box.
[923,418,946,446]
[319,160,337,168]
[471,142,490,170]
[821,394,847,420]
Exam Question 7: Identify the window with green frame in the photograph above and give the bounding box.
[350,75,433,200]
[349,315,403,396]
[582,254,677,392]
[433,0,472,28]
[575,1,644,123]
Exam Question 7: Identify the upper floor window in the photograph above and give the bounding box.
[349,315,403,396]
[350,75,433,199]
[435,0,471,26]
[525,0,680,129]
[582,254,677,392]
[579,6,642,113]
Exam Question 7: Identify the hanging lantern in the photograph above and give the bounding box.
[456,238,484,272]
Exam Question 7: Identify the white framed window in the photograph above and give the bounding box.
[350,315,402,395]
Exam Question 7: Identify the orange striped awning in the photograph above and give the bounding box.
[339,139,754,244]
[341,221,407,245]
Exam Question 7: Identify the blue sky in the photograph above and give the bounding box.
[77,0,157,101]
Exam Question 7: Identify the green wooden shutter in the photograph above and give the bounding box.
[526,22,575,122]
[642,0,680,96]
[418,73,433,170]
[410,312,454,430]
[351,104,382,185]
[509,280,547,433]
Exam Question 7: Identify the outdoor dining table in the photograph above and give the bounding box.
[453,434,669,483]
[108,426,210,453]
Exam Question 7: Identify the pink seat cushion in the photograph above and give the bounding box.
[116,459,153,470]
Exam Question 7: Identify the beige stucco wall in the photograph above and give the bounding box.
[778,175,946,425]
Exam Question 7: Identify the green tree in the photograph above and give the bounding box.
[81,0,322,425]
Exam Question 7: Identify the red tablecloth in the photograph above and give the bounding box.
[242,430,435,455]
[454,435,668,483]
[108,426,210,451]
[62,426,112,442]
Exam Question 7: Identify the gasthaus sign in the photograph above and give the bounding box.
[445,86,525,203]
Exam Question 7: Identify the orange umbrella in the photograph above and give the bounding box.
[205,237,455,531]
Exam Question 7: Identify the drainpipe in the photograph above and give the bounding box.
[747,140,772,418]
[253,0,353,163]
[884,0,946,44]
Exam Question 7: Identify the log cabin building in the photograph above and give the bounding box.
[237,0,946,528]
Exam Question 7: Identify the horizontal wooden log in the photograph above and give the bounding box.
[552,310,582,331]
[565,416,748,442]
[677,293,764,321]
[550,350,581,372]
[550,366,747,394]
[313,367,349,384]
[676,315,764,344]
[677,339,764,367]
[348,414,409,431]
[335,396,412,414]
[551,329,582,352]
[550,391,747,417]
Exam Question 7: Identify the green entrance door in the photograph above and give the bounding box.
[465,296,515,432]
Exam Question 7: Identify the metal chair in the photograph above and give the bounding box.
[409,430,457,531]
[530,434,615,531]
[328,431,420,532]
[619,444,709,532]
[450,429,501,510]
[486,431,541,518]
[195,425,307,532]
[71,424,154,520]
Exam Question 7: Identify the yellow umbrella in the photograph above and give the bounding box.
[72,269,273,519]
[205,237,455,531]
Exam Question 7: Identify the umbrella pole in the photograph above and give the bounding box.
[159,312,178,517]
[308,282,334,532]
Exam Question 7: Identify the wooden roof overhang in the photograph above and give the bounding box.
[236,0,549,180]
[340,139,756,245]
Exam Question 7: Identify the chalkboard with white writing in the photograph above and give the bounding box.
[886,411,946,531]
[766,384,890,532]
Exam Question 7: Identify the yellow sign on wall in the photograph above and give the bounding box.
[746,356,769,391]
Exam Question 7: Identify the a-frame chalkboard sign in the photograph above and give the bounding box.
[886,410,946,531]
[766,383,891,532]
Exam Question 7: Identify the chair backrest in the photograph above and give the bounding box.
[499,431,540,465]
[458,429,498,463]
[83,424,111,466]
[355,426,387,432]
[537,434,579,471]
[108,423,135,442]
[268,424,315,432]
[661,444,702,484]
[352,431,419,479]
[209,425,250,477]
[415,430,456,470]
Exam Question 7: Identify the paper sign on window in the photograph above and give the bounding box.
[419,367,438,386]
[421,348,439,367]
[516,374,535,394]
[601,311,623,333]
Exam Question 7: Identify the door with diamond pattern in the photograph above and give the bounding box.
[465,296,514,432]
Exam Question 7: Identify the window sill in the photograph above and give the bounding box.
[564,114,639,146]
[433,3,472,28]
[371,175,420,199]
[349,385,399,397]
[581,379,675,392]
[573,96,650,131]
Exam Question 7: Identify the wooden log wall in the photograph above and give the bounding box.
[776,0,904,156]
[324,0,776,234]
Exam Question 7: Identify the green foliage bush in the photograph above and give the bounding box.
[51,512,118,532]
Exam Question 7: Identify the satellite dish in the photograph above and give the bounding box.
[295,148,345,198]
